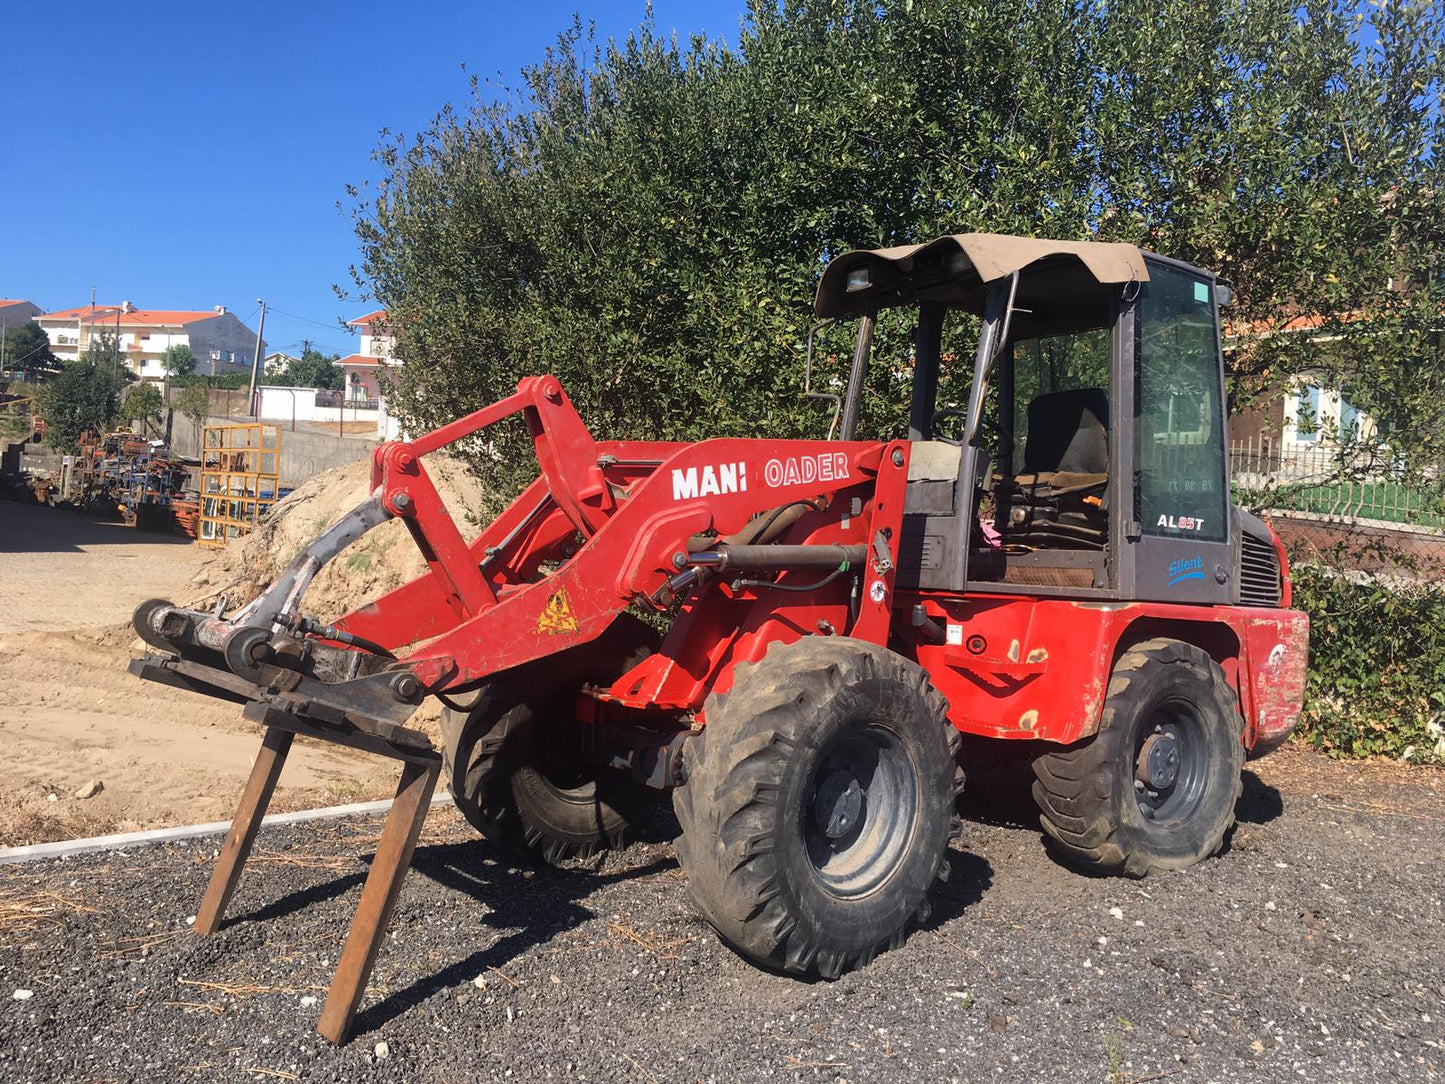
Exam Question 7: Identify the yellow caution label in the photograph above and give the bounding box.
[536,587,580,634]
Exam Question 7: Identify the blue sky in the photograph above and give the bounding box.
[0,1,747,357]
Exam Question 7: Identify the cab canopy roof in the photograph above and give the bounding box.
[814,232,1150,336]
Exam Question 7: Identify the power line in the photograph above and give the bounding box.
[2,339,58,368]
[263,305,357,334]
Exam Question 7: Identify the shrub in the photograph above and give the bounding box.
[1290,562,1445,763]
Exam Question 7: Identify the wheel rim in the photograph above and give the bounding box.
[1132,699,1208,827]
[804,725,918,898]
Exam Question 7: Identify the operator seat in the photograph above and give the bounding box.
[1000,387,1110,550]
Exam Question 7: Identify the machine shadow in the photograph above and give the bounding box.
[227,871,367,927]
[1235,769,1284,825]
[351,839,677,1037]
[924,848,995,928]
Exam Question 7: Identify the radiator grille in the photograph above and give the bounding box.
[1239,532,1282,606]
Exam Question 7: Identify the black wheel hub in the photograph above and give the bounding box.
[1132,707,1206,824]
[804,726,918,898]
[814,770,864,839]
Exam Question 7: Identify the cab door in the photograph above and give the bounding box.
[1125,256,1233,605]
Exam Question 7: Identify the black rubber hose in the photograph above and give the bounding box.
[735,567,849,594]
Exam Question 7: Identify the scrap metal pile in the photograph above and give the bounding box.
[70,429,192,530]
[1,428,197,531]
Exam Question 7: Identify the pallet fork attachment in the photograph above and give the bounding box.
[130,653,440,1044]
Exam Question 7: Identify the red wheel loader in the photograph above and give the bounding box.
[130,234,1308,1042]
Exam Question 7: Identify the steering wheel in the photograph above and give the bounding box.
[931,408,1006,449]
[930,407,967,446]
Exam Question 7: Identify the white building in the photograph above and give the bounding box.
[264,351,299,377]
[338,310,403,439]
[37,301,265,380]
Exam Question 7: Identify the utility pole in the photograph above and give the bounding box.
[248,299,267,418]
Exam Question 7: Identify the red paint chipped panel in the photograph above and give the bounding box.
[1243,611,1310,755]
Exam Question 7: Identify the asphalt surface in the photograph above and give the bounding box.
[1,751,1441,1084]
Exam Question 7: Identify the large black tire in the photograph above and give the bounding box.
[441,615,659,864]
[1031,637,1244,877]
[674,637,963,979]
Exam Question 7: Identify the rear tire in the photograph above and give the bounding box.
[674,637,963,979]
[441,615,659,864]
[1031,637,1244,877]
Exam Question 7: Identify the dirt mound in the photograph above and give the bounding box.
[184,452,490,625]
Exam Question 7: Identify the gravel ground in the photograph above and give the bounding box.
[1,746,1441,1084]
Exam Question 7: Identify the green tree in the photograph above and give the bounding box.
[176,383,211,447]
[76,332,138,386]
[161,343,198,378]
[263,345,344,390]
[347,0,1445,492]
[1,321,59,376]
[120,381,164,435]
[41,364,121,450]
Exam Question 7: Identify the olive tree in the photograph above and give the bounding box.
[347,0,1445,488]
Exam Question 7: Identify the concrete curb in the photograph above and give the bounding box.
[0,792,452,866]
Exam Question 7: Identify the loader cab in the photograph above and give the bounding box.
[813,234,1234,605]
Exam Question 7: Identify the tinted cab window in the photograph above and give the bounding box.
[1134,262,1227,543]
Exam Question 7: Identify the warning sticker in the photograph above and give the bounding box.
[536,588,580,634]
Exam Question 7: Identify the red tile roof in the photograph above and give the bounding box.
[39,305,120,321]
[0,299,36,307]
[39,305,227,326]
[349,310,388,327]
[1224,310,1368,338]
[337,353,384,368]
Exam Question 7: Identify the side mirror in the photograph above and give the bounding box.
[1215,284,1235,308]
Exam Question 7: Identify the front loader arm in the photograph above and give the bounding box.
[132,375,905,737]
[395,436,894,691]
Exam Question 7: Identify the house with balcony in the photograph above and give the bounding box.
[338,310,403,438]
[36,301,264,379]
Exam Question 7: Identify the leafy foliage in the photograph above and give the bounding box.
[1290,561,1445,763]
[261,346,344,390]
[78,333,130,375]
[40,364,121,451]
[347,0,1445,494]
[175,383,212,446]
[120,381,164,434]
[161,344,197,377]
[1,322,59,376]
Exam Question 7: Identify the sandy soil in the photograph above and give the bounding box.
[0,503,401,847]
[0,506,210,633]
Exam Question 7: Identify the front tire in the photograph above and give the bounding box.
[1031,638,1244,877]
[441,615,659,864]
[674,637,962,979]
